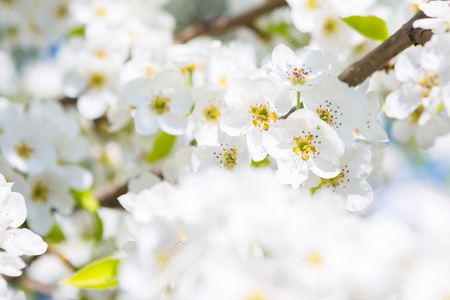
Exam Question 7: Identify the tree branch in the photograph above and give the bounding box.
[338,10,433,86]
[175,0,288,43]
[96,181,128,208]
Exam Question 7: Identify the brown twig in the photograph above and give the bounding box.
[95,181,128,208]
[175,0,288,43]
[338,10,433,86]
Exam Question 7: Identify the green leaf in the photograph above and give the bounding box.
[342,15,389,41]
[71,189,100,213]
[63,257,120,290]
[45,224,65,244]
[67,26,85,38]
[147,131,177,163]
[94,212,104,242]
[311,184,322,195]
[251,156,271,168]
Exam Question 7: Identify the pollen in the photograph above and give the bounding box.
[292,134,318,160]
[219,148,238,170]
[180,63,196,74]
[250,104,277,131]
[15,141,34,159]
[95,50,108,59]
[410,105,425,124]
[288,67,310,86]
[31,181,49,203]
[321,171,345,187]
[88,72,106,90]
[94,6,107,17]
[323,16,339,35]
[316,107,334,126]
[306,251,323,266]
[218,77,228,88]
[203,105,221,123]
[305,0,320,10]
[149,94,170,115]
[55,3,69,18]
[245,292,267,300]
[145,66,156,78]
[417,71,439,97]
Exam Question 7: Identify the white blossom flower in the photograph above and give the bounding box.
[414,1,450,33]
[220,77,292,161]
[64,57,120,120]
[25,170,74,236]
[188,87,227,146]
[1,120,56,175]
[303,144,374,212]
[263,109,345,188]
[123,69,193,136]
[191,135,251,173]
[0,172,47,293]
[303,76,369,145]
[271,44,329,92]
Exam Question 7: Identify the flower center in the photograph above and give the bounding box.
[55,3,69,18]
[145,67,156,78]
[292,134,318,160]
[245,292,267,300]
[250,104,277,131]
[218,77,228,88]
[410,105,425,124]
[306,251,323,267]
[95,50,108,59]
[203,105,221,124]
[220,148,237,170]
[288,67,310,86]
[323,16,339,35]
[417,71,439,97]
[321,171,345,187]
[150,94,170,115]
[316,107,334,126]
[31,181,49,203]
[88,72,106,90]
[94,6,107,17]
[305,0,320,10]
[15,141,34,159]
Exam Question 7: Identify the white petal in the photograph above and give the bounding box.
[158,114,187,136]
[4,228,47,256]
[77,91,109,120]
[134,107,159,136]
[63,70,87,98]
[123,78,153,107]
[385,87,422,120]
[220,107,250,136]
[0,253,25,277]
[1,192,26,228]
[309,156,341,179]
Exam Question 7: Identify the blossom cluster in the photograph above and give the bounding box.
[384,1,450,148]
[0,0,449,298]
[118,168,450,299]
[0,173,47,299]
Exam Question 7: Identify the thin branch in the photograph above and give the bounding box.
[338,10,433,86]
[96,181,128,208]
[175,0,288,43]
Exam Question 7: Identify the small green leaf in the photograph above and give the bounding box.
[251,156,271,168]
[45,224,65,244]
[147,131,177,163]
[94,212,104,242]
[311,184,323,195]
[71,189,100,213]
[63,257,120,290]
[67,26,85,38]
[342,15,389,41]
